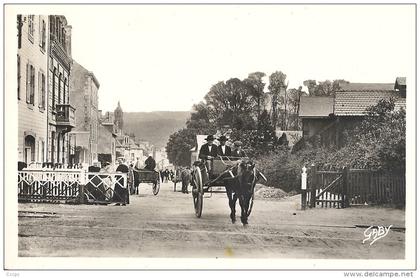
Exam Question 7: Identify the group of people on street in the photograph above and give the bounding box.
[19,134,245,206]
[84,155,158,205]
[198,135,246,160]
[160,169,174,183]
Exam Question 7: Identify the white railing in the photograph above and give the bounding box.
[18,168,128,204]
[84,172,128,203]
[18,169,83,202]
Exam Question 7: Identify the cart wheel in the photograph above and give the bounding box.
[192,166,203,218]
[153,174,160,196]
[246,193,254,217]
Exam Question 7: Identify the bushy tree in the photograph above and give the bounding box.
[244,72,266,126]
[268,71,288,129]
[303,79,349,96]
[166,128,196,167]
[328,99,406,172]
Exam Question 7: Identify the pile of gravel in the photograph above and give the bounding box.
[254,183,289,200]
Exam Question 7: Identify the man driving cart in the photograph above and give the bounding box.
[198,135,218,179]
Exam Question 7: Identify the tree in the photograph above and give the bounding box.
[287,86,306,130]
[165,128,196,167]
[303,79,349,96]
[244,72,266,127]
[316,98,405,172]
[186,101,216,131]
[268,71,288,130]
[255,109,277,155]
[204,78,256,130]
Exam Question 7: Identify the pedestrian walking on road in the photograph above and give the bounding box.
[113,159,130,206]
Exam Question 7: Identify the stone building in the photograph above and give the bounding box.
[97,111,117,165]
[47,15,75,164]
[17,15,49,165]
[69,61,100,165]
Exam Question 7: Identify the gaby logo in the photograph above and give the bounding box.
[363,225,393,246]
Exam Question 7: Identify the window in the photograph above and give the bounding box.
[26,63,35,105]
[28,15,34,42]
[63,78,67,104]
[24,135,35,163]
[51,131,56,163]
[39,19,46,51]
[17,55,20,100]
[38,71,45,109]
[41,140,45,162]
[58,73,62,104]
[52,68,56,110]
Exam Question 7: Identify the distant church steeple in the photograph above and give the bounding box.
[114,101,124,132]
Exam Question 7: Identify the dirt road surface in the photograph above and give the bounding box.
[18,182,405,258]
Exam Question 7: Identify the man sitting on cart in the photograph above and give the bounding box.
[231,141,246,158]
[198,135,218,177]
[217,135,231,157]
[144,156,156,171]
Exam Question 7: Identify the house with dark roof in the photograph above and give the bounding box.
[294,78,406,152]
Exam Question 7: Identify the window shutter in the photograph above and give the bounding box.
[38,72,41,107]
[42,21,46,50]
[31,66,35,104]
[39,17,42,47]
[42,74,46,108]
[26,63,30,103]
[17,55,20,100]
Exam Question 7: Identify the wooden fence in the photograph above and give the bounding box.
[303,165,405,209]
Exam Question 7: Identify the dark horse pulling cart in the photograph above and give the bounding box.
[131,168,161,195]
[190,156,266,225]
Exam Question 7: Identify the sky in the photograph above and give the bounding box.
[58,5,415,112]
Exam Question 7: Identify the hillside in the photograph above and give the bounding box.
[123,111,191,148]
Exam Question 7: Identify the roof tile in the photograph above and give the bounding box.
[335,91,405,116]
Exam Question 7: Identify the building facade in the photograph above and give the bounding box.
[47,15,75,165]
[97,111,117,165]
[17,15,49,165]
[69,61,100,165]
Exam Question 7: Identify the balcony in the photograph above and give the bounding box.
[56,104,76,132]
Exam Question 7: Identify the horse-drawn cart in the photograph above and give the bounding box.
[190,156,264,224]
[132,168,161,195]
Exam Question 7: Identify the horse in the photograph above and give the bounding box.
[224,159,259,226]
[180,167,192,194]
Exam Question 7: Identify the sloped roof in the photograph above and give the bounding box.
[338,83,394,92]
[335,91,406,116]
[299,96,334,118]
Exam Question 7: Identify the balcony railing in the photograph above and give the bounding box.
[56,104,75,128]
